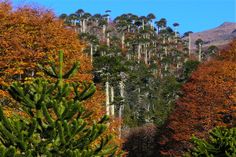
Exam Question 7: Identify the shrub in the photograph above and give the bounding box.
[123,123,158,157]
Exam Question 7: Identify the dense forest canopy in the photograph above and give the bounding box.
[0,1,235,156]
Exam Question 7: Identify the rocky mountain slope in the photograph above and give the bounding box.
[186,22,236,49]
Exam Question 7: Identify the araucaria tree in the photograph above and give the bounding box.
[186,127,236,157]
[0,51,121,156]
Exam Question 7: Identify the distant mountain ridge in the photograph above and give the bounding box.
[185,22,236,49]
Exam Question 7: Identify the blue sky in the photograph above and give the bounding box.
[12,0,236,34]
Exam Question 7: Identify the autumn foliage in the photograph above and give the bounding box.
[158,40,236,156]
[0,1,122,151]
[0,1,91,85]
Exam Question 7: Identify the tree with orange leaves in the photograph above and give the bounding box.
[158,40,236,156]
[0,1,91,85]
[0,1,122,152]
[0,1,94,115]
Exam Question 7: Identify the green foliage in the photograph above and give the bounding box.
[195,38,204,47]
[93,56,128,82]
[182,60,200,81]
[186,127,236,157]
[152,76,181,126]
[93,54,183,127]
[0,51,120,156]
[73,9,189,129]
[161,76,181,99]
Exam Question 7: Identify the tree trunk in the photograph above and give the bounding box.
[119,80,125,118]
[163,37,166,44]
[165,47,168,56]
[145,48,148,64]
[31,71,35,77]
[198,44,202,62]
[103,25,106,40]
[107,15,109,24]
[121,33,125,49]
[174,29,178,43]
[188,34,191,56]
[110,86,115,116]
[165,64,168,71]
[142,19,145,30]
[148,50,151,65]
[144,49,148,64]
[83,19,87,32]
[90,43,93,63]
[106,81,110,115]
[138,44,141,63]
[127,54,131,60]
[80,20,83,32]
[107,32,110,47]
[119,80,125,138]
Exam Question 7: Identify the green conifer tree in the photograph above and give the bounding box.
[185,127,236,157]
[0,50,120,156]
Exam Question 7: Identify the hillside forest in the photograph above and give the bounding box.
[0,1,235,156]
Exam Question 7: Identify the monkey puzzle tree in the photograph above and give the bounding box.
[181,60,200,81]
[147,13,156,25]
[157,18,167,31]
[173,22,179,37]
[195,38,204,62]
[205,45,218,60]
[186,127,236,157]
[59,13,68,21]
[0,51,121,156]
